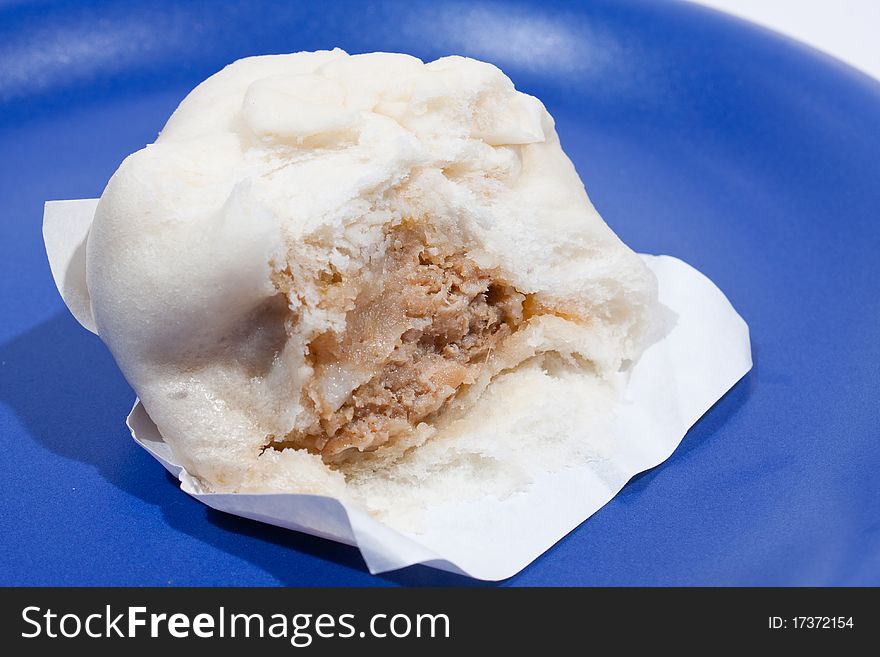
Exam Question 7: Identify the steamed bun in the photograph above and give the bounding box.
[86,50,659,515]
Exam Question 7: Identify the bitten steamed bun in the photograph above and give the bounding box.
[86,50,660,509]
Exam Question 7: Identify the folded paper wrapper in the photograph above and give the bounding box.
[43,198,752,581]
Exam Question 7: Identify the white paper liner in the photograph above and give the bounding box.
[43,199,752,580]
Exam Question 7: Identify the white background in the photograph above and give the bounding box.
[691,0,880,80]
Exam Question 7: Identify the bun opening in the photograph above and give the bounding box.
[268,221,541,464]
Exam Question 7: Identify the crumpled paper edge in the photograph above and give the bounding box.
[44,198,752,580]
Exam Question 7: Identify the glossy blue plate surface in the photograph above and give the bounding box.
[1,0,878,585]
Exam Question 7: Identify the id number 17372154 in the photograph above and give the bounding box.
[768,617,854,630]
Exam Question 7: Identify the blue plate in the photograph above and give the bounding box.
[1,0,878,585]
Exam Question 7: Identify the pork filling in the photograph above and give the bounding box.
[278,225,527,463]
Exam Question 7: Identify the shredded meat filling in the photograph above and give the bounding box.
[278,226,526,463]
